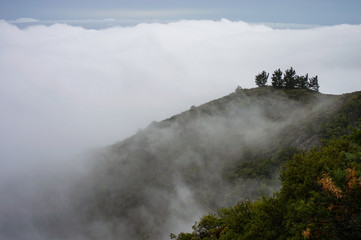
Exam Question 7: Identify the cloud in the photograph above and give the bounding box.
[260,22,322,29]
[64,8,213,20]
[11,17,40,23]
[0,19,360,239]
[0,18,360,160]
[0,19,360,156]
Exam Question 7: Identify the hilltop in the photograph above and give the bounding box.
[77,87,361,240]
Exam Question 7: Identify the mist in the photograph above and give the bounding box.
[0,19,360,239]
[76,89,338,239]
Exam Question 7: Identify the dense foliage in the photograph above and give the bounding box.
[321,92,361,139]
[254,71,269,87]
[171,125,361,239]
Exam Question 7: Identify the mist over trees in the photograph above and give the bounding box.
[78,88,361,240]
[255,67,320,92]
[173,125,361,239]
[0,85,360,240]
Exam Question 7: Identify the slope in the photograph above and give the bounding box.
[173,124,361,240]
[76,87,361,240]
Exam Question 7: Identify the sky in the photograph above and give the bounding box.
[1,0,361,26]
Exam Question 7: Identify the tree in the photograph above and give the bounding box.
[271,69,283,88]
[172,128,361,239]
[255,71,269,87]
[267,68,320,91]
[280,135,361,239]
[309,75,319,92]
[295,74,308,89]
[283,67,297,89]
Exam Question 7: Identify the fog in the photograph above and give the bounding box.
[0,19,360,239]
[78,89,338,239]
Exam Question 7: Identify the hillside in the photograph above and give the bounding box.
[76,87,361,240]
[172,127,361,239]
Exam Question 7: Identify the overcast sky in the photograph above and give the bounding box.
[1,0,361,25]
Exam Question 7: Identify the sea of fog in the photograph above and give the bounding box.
[0,18,360,239]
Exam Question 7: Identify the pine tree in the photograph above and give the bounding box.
[284,67,297,89]
[255,71,269,87]
[271,69,283,88]
[295,74,308,89]
[309,76,319,92]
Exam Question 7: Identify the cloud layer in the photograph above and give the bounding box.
[1,19,360,156]
[0,18,360,239]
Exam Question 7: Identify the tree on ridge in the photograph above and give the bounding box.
[283,67,297,89]
[255,71,269,87]
[271,68,284,88]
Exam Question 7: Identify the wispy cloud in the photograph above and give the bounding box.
[10,17,40,23]
[63,8,213,20]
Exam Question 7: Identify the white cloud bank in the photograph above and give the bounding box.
[0,19,360,170]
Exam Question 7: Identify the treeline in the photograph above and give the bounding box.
[171,124,361,239]
[255,67,320,92]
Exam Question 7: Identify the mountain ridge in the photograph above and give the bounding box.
[17,87,359,240]
[78,87,361,239]
[171,89,361,240]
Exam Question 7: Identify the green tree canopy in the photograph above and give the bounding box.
[257,68,320,92]
[284,67,297,89]
[255,71,269,87]
[172,125,361,239]
[271,68,284,88]
[309,75,320,92]
[295,73,308,89]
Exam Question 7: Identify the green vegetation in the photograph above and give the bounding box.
[254,71,269,87]
[321,92,361,139]
[171,125,361,239]
[256,67,319,92]
[81,87,361,239]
